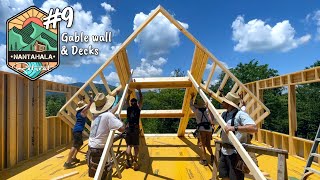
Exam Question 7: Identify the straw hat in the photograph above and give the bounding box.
[194,98,206,108]
[76,101,87,111]
[221,92,241,109]
[90,93,115,114]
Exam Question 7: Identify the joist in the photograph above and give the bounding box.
[7,74,17,167]
[216,74,229,96]
[33,80,40,156]
[99,72,112,95]
[0,73,5,170]
[89,82,99,95]
[130,77,191,89]
[205,62,217,89]
[23,79,30,160]
[188,71,266,180]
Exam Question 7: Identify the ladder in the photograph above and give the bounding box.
[302,124,320,179]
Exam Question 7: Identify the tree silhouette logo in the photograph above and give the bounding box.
[6,6,60,81]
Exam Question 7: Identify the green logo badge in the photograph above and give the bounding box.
[6,6,60,80]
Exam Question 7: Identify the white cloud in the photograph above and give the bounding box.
[101,2,115,12]
[41,0,67,12]
[0,0,34,32]
[152,57,167,66]
[0,44,13,72]
[312,10,320,40]
[40,73,77,84]
[133,9,189,58]
[93,71,119,86]
[232,16,311,52]
[133,58,162,77]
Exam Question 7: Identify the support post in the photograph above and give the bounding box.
[288,84,297,155]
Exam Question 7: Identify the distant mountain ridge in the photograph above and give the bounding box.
[69,82,117,94]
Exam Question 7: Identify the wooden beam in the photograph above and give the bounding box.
[130,77,191,89]
[33,80,40,156]
[188,71,266,180]
[52,171,79,180]
[55,117,61,146]
[39,81,47,154]
[89,82,99,95]
[99,72,112,95]
[0,73,5,170]
[205,63,217,89]
[23,79,30,160]
[119,109,225,119]
[288,84,297,156]
[230,83,239,93]
[94,130,115,180]
[16,77,24,162]
[216,74,229,96]
[7,74,17,167]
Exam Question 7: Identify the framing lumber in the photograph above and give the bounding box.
[130,77,191,89]
[39,81,47,154]
[216,74,229,96]
[188,71,266,180]
[0,73,4,170]
[94,130,116,180]
[16,77,24,162]
[23,79,30,160]
[119,109,226,118]
[55,117,61,146]
[51,171,79,180]
[205,62,217,89]
[33,80,40,156]
[245,66,320,89]
[7,74,17,167]
[99,72,112,95]
[288,85,297,155]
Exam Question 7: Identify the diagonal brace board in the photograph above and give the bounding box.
[188,71,266,180]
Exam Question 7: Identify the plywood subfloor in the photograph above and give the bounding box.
[0,136,320,180]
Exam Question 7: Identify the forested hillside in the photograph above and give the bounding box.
[45,60,320,139]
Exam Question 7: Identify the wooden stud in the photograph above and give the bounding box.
[0,73,5,170]
[89,82,99,95]
[16,77,24,162]
[216,74,229,96]
[230,83,239,93]
[288,85,297,156]
[7,74,17,167]
[205,63,217,89]
[23,79,30,160]
[39,81,47,154]
[55,117,61,146]
[99,72,112,95]
[277,153,288,180]
[33,80,40,156]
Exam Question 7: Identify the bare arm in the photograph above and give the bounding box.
[189,93,196,112]
[81,96,94,117]
[125,89,132,107]
[118,125,125,132]
[225,124,257,134]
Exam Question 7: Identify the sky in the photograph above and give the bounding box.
[0,0,319,86]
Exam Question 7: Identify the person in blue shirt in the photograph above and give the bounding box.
[64,96,93,169]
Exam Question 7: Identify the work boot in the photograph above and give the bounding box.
[71,158,80,163]
[133,161,140,171]
[63,162,74,169]
[125,159,131,169]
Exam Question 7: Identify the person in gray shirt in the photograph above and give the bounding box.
[219,92,257,180]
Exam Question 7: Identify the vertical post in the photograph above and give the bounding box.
[7,74,17,167]
[277,153,288,180]
[23,79,30,160]
[0,73,5,170]
[288,85,297,155]
[212,142,221,180]
[33,80,40,156]
[39,81,47,153]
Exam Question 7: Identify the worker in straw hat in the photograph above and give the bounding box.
[190,93,215,166]
[64,96,93,169]
[87,92,125,178]
[218,92,257,180]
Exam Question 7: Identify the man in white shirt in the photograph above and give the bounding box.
[87,93,125,178]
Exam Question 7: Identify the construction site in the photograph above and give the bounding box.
[0,5,320,180]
